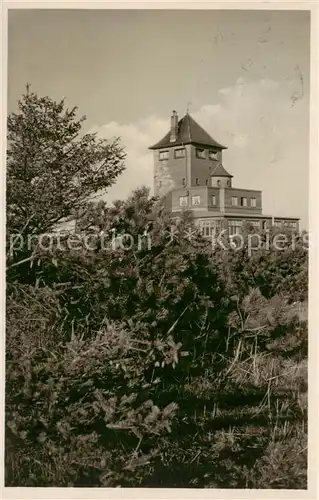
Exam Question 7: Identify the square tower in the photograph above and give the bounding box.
[149,111,228,197]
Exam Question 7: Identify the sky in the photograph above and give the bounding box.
[8,9,310,228]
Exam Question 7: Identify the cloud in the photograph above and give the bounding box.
[89,116,167,203]
[218,87,231,95]
[90,76,309,227]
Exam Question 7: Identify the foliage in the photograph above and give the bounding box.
[7,86,126,267]
[6,90,308,488]
[212,225,308,303]
[6,312,181,486]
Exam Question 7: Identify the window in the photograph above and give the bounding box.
[198,219,221,237]
[175,148,185,158]
[179,196,188,207]
[206,179,208,185]
[212,195,217,205]
[182,178,186,187]
[274,221,282,228]
[196,148,206,159]
[195,178,199,186]
[241,197,248,207]
[227,180,231,187]
[228,220,242,235]
[232,196,238,206]
[209,150,218,160]
[192,195,201,206]
[217,180,221,187]
[250,197,257,207]
[201,221,212,237]
[159,150,169,161]
[248,220,261,228]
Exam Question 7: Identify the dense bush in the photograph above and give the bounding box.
[6,312,182,486]
[6,90,308,488]
[6,281,308,487]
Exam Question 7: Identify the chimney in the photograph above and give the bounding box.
[170,110,178,143]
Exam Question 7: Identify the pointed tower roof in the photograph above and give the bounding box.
[149,113,227,150]
[211,162,233,178]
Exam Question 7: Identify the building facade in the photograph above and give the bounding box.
[149,111,299,237]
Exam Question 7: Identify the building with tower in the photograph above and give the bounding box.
[149,111,299,237]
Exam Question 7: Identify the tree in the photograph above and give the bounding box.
[212,225,308,303]
[7,86,126,262]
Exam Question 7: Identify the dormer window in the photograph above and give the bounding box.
[159,150,169,161]
[209,151,218,160]
[196,148,206,159]
[175,148,185,158]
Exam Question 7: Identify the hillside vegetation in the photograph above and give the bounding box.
[6,90,308,488]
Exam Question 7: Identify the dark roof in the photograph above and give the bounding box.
[211,163,233,178]
[149,113,227,150]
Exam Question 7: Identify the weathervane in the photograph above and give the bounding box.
[186,101,192,114]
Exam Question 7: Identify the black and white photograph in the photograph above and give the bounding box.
[2,3,317,495]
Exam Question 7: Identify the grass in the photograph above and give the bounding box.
[5,292,308,488]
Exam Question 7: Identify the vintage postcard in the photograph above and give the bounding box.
[1,2,318,499]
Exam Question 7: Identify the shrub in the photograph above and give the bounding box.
[6,315,182,486]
